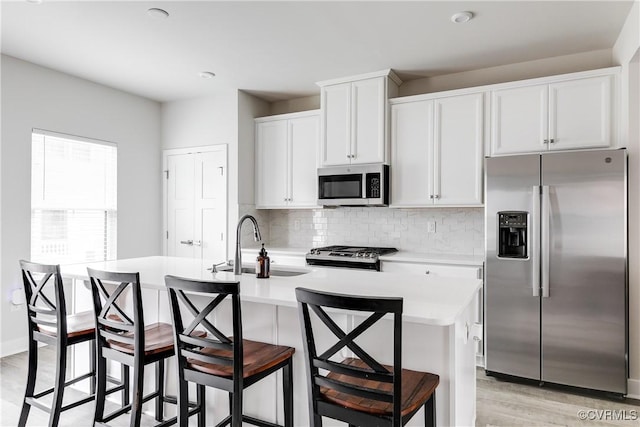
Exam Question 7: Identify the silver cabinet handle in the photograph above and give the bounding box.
[549,138,555,144]
[543,139,549,144]
[180,240,193,246]
[193,240,201,246]
[425,270,430,275]
[429,195,434,199]
[434,195,440,199]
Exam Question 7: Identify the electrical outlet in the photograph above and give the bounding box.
[427,221,436,233]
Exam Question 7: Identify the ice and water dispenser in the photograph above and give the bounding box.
[497,211,528,259]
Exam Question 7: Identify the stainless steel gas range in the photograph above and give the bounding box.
[305,245,398,271]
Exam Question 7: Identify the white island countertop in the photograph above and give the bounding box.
[61,256,481,327]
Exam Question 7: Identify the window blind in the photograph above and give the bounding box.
[31,131,117,264]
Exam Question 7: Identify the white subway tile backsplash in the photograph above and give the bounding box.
[265,207,484,256]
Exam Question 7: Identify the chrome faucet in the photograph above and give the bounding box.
[234,214,262,275]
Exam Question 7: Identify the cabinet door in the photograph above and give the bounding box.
[351,77,386,164]
[435,93,484,205]
[491,84,548,155]
[321,83,351,166]
[390,100,434,206]
[549,75,613,150]
[289,115,319,208]
[256,120,288,208]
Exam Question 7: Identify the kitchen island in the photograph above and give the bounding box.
[61,256,481,427]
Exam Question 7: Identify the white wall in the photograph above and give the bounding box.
[0,55,162,356]
[160,91,271,258]
[161,93,238,259]
[270,95,320,115]
[399,49,614,97]
[613,0,640,393]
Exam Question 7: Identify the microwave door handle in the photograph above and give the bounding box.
[362,175,366,199]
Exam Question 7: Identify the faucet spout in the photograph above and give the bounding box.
[234,214,262,275]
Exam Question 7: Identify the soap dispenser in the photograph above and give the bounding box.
[256,243,270,279]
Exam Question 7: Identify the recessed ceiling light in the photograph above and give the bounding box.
[26,0,43,4]
[451,11,474,24]
[199,72,216,79]
[147,8,169,19]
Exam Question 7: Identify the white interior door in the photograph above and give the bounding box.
[164,146,227,262]
[166,153,196,258]
[195,150,227,262]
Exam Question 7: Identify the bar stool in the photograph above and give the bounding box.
[164,275,295,427]
[295,287,439,427]
[18,260,126,427]
[88,268,197,427]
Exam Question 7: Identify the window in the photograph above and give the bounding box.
[31,130,117,264]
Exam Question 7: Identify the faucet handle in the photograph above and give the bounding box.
[208,261,227,272]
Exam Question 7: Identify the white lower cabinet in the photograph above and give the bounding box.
[390,92,484,207]
[255,111,319,209]
[381,261,481,278]
[382,260,484,365]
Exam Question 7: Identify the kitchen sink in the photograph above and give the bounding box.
[216,265,310,277]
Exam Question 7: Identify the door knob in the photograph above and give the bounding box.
[180,240,193,246]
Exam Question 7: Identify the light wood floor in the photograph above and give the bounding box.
[2,345,639,426]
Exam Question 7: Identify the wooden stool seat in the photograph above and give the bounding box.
[38,310,95,338]
[188,338,295,378]
[321,358,439,417]
[106,322,201,356]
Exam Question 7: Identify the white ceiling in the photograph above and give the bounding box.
[1,1,634,103]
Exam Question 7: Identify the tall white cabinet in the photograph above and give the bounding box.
[490,71,616,155]
[390,92,485,207]
[317,70,401,166]
[255,110,320,209]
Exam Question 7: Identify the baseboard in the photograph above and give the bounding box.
[476,353,485,368]
[628,378,640,399]
[0,337,28,358]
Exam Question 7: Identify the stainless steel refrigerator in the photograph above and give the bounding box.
[484,149,628,395]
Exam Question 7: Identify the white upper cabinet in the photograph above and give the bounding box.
[255,111,320,209]
[351,77,386,164]
[491,84,548,155]
[490,70,617,156]
[318,70,401,166]
[390,100,434,206]
[289,115,320,207]
[549,75,612,150]
[322,83,351,166]
[390,92,484,207]
[435,93,484,205]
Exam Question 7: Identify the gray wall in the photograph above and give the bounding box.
[0,55,162,356]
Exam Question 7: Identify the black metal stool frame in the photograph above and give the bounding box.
[18,260,126,427]
[295,287,437,427]
[165,275,294,427]
[88,268,179,427]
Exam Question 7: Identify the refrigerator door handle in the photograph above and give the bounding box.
[532,186,541,297]
[541,185,551,298]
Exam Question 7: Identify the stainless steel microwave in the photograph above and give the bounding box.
[317,164,389,206]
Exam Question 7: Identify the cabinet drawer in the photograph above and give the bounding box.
[382,261,481,279]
